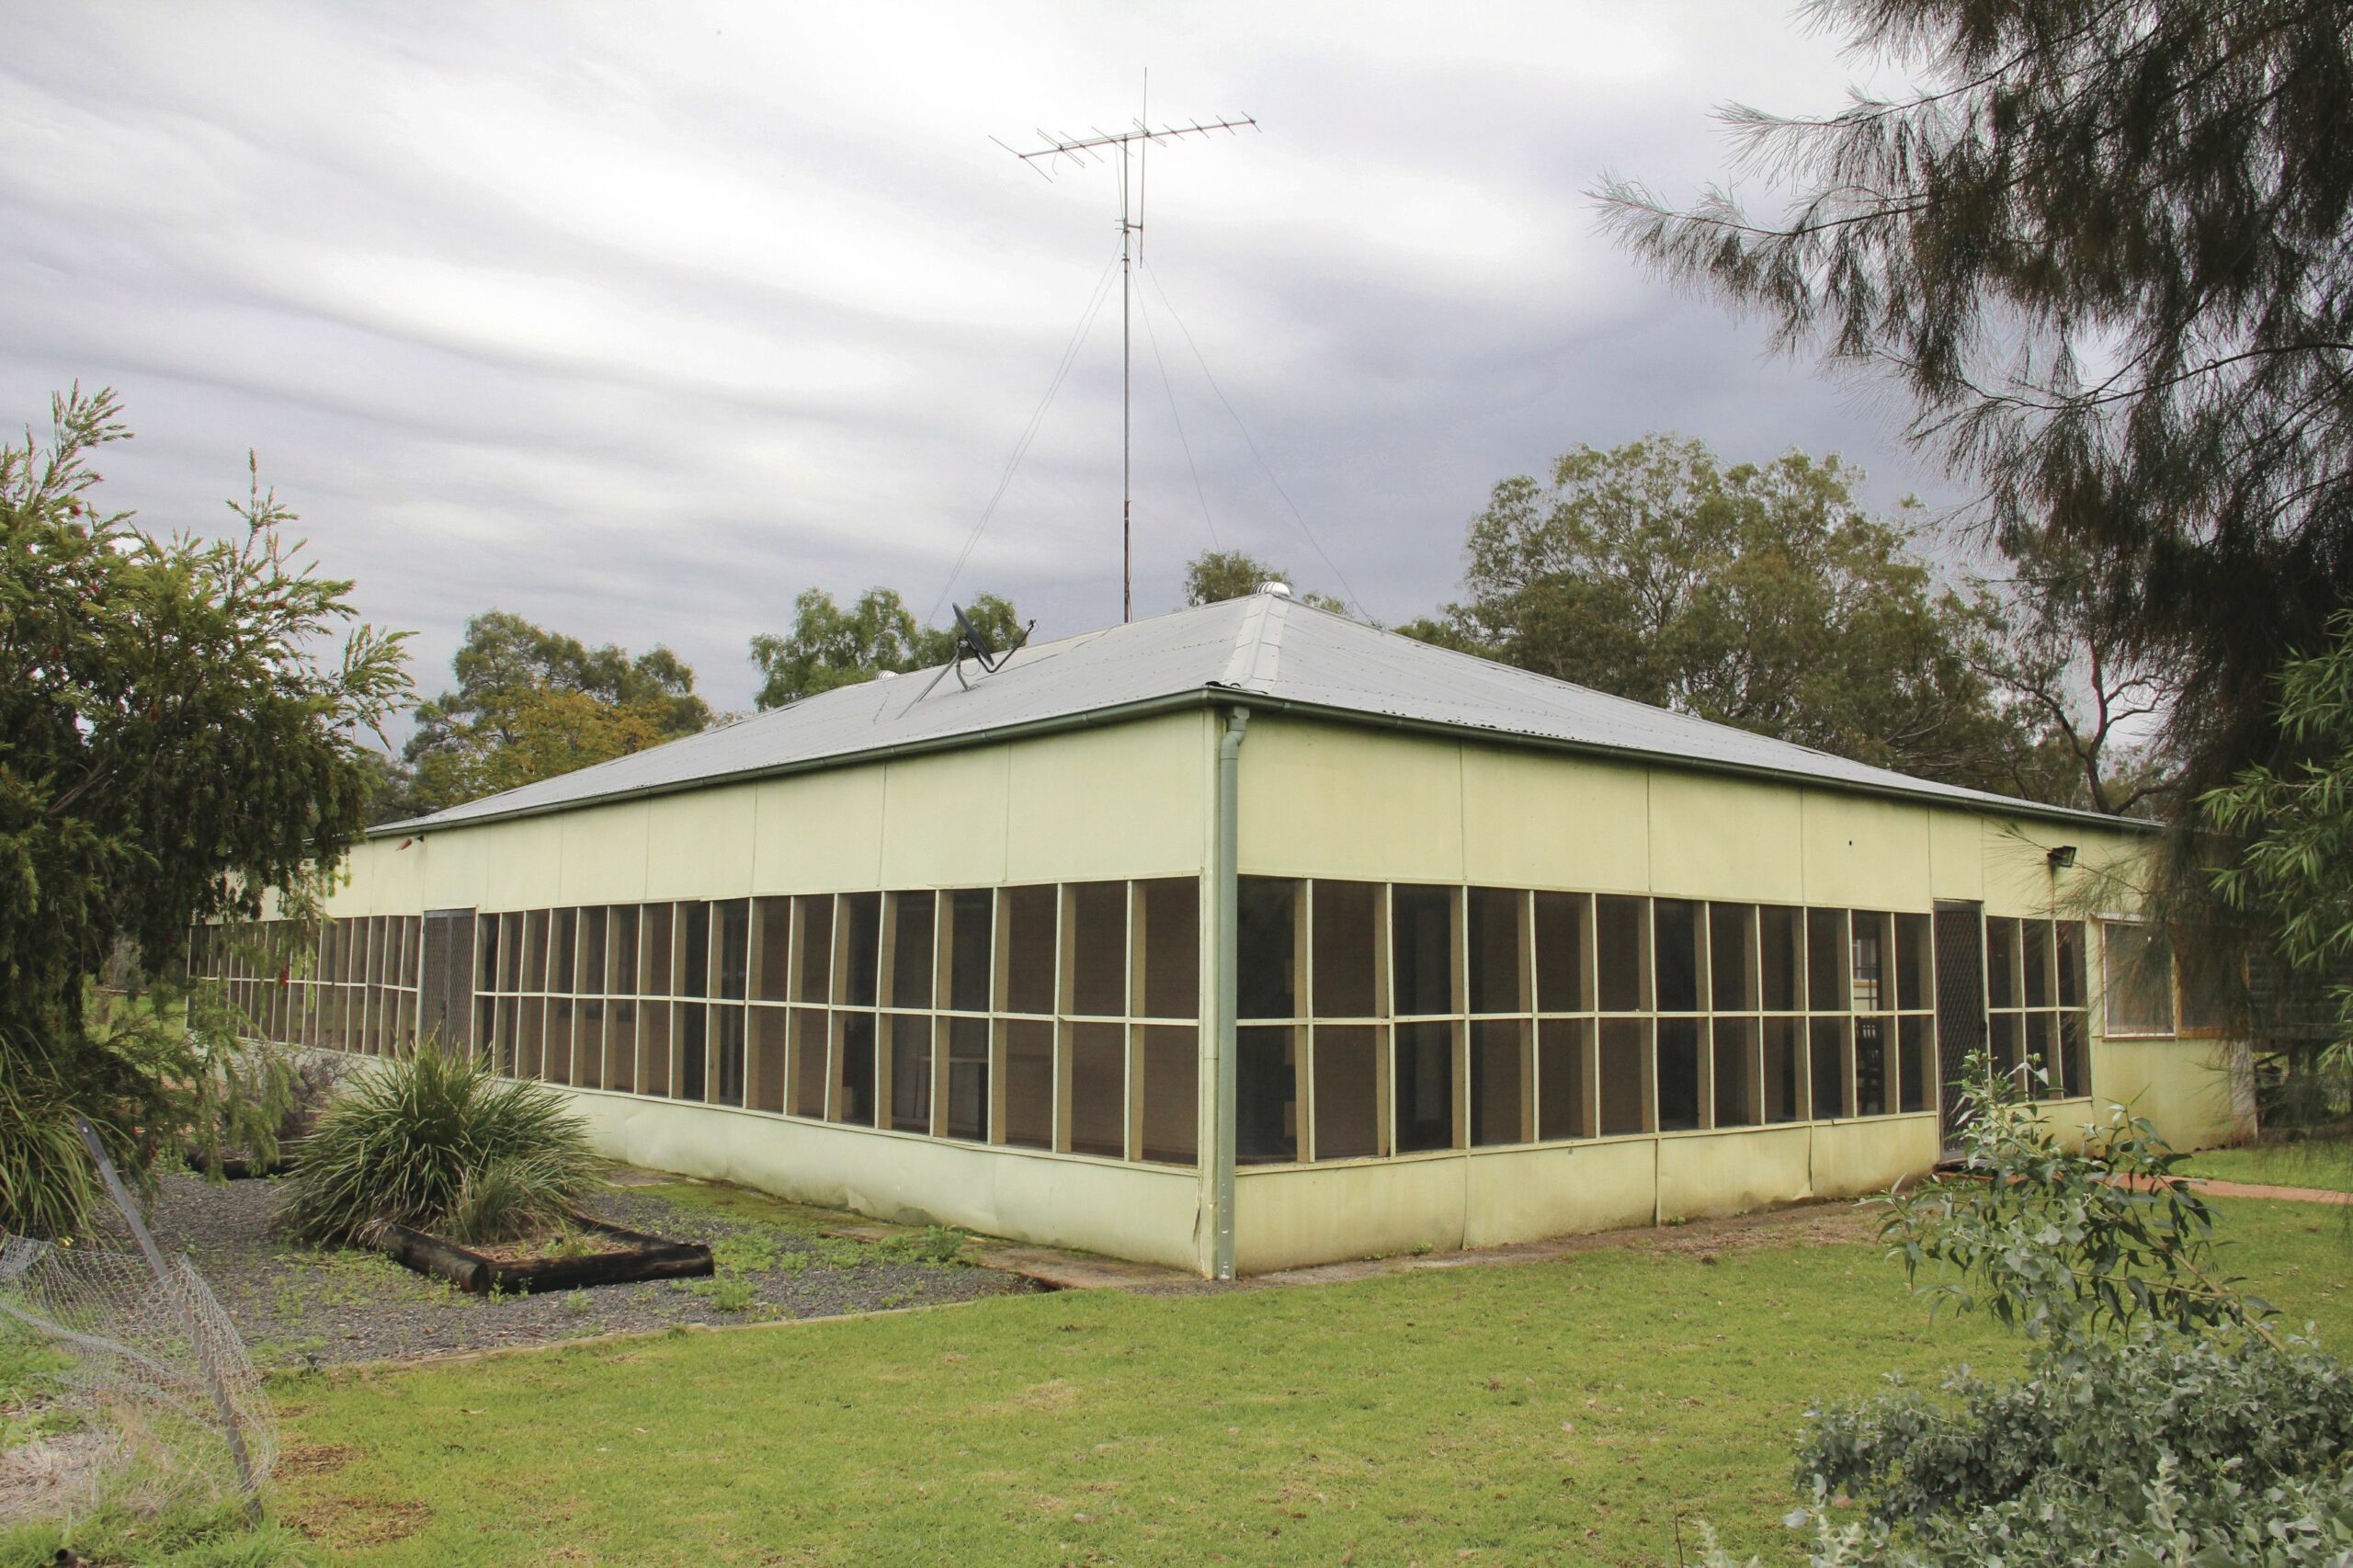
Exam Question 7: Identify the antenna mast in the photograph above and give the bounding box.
[995,83,1257,622]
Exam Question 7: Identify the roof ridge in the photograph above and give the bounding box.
[1214,593,1287,688]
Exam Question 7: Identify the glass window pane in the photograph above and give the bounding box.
[890,1014,934,1134]
[945,1016,991,1142]
[750,1006,785,1112]
[753,898,790,1003]
[2056,921,2086,1009]
[1763,1017,1803,1123]
[1467,889,1526,1015]
[1989,1012,2019,1077]
[1597,1018,1649,1135]
[580,907,609,994]
[1807,910,1848,1012]
[1709,904,1756,1013]
[2022,920,2053,1008]
[1237,1026,1299,1163]
[1712,1018,1757,1128]
[610,907,639,1002]
[1854,1017,1889,1117]
[715,901,749,1001]
[1068,1022,1124,1156]
[678,903,710,999]
[2059,1013,2087,1098]
[1140,879,1200,1019]
[793,895,832,1003]
[1470,1017,1528,1145]
[1898,1015,1933,1113]
[2102,923,2177,1035]
[1000,1019,1054,1149]
[1986,916,2019,1008]
[551,909,578,994]
[1894,914,1931,1011]
[1313,1025,1382,1160]
[1850,913,1887,1012]
[1596,895,1647,1013]
[1001,885,1058,1016]
[947,889,994,1013]
[836,893,881,1007]
[888,892,938,1010]
[1137,1025,1197,1165]
[1068,882,1127,1018]
[1537,1017,1590,1140]
[2026,1012,2059,1097]
[1759,906,1803,1011]
[1534,892,1590,1013]
[1808,1017,1847,1119]
[639,1003,671,1096]
[546,997,574,1083]
[1392,1020,1455,1152]
[832,1010,875,1126]
[676,1003,705,1099]
[1391,884,1455,1018]
[1656,1018,1701,1131]
[1654,901,1701,1015]
[576,998,606,1088]
[638,904,671,995]
[712,1004,745,1106]
[1312,881,1381,1019]
[789,1007,827,1117]
[1238,876,1302,1018]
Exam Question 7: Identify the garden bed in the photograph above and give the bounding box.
[374,1213,713,1296]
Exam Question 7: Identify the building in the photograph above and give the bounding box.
[196,592,2248,1277]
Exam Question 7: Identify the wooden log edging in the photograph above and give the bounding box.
[373,1214,714,1295]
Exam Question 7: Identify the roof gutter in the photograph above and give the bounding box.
[373,683,2145,842]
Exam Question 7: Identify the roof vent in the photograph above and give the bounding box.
[1259,581,1293,598]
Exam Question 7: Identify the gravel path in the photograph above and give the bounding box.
[140,1171,1038,1369]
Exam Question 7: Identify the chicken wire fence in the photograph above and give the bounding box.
[0,1135,274,1526]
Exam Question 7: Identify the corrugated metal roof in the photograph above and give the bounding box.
[375,594,2128,835]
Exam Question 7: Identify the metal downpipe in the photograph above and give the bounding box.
[1212,705,1250,1279]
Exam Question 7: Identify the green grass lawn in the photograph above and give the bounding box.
[2186,1140,2353,1193]
[258,1199,2353,1567]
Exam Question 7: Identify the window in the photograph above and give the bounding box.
[2102,920,2176,1037]
[1992,917,2093,1095]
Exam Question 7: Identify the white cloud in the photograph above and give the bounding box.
[0,0,1960,725]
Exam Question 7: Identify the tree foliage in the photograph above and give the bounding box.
[0,387,409,1232]
[399,610,710,815]
[2207,608,2353,1051]
[748,588,1024,710]
[1597,0,2353,829]
[1181,549,1349,615]
[1434,436,2069,799]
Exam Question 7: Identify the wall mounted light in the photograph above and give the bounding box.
[2047,844,2078,869]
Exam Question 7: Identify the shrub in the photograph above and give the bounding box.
[1704,1059,2353,1567]
[280,1039,593,1246]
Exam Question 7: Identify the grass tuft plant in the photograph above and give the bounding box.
[280,1038,593,1246]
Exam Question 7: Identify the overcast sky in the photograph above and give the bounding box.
[0,1,1963,726]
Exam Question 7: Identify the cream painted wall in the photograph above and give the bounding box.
[559,1089,1202,1271]
[306,708,2247,1276]
[347,711,1212,917]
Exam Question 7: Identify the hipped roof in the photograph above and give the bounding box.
[375,593,2129,836]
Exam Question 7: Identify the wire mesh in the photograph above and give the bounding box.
[0,1221,275,1524]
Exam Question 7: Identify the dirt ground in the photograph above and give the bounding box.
[134,1170,1038,1369]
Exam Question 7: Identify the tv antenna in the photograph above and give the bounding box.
[995,75,1257,623]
